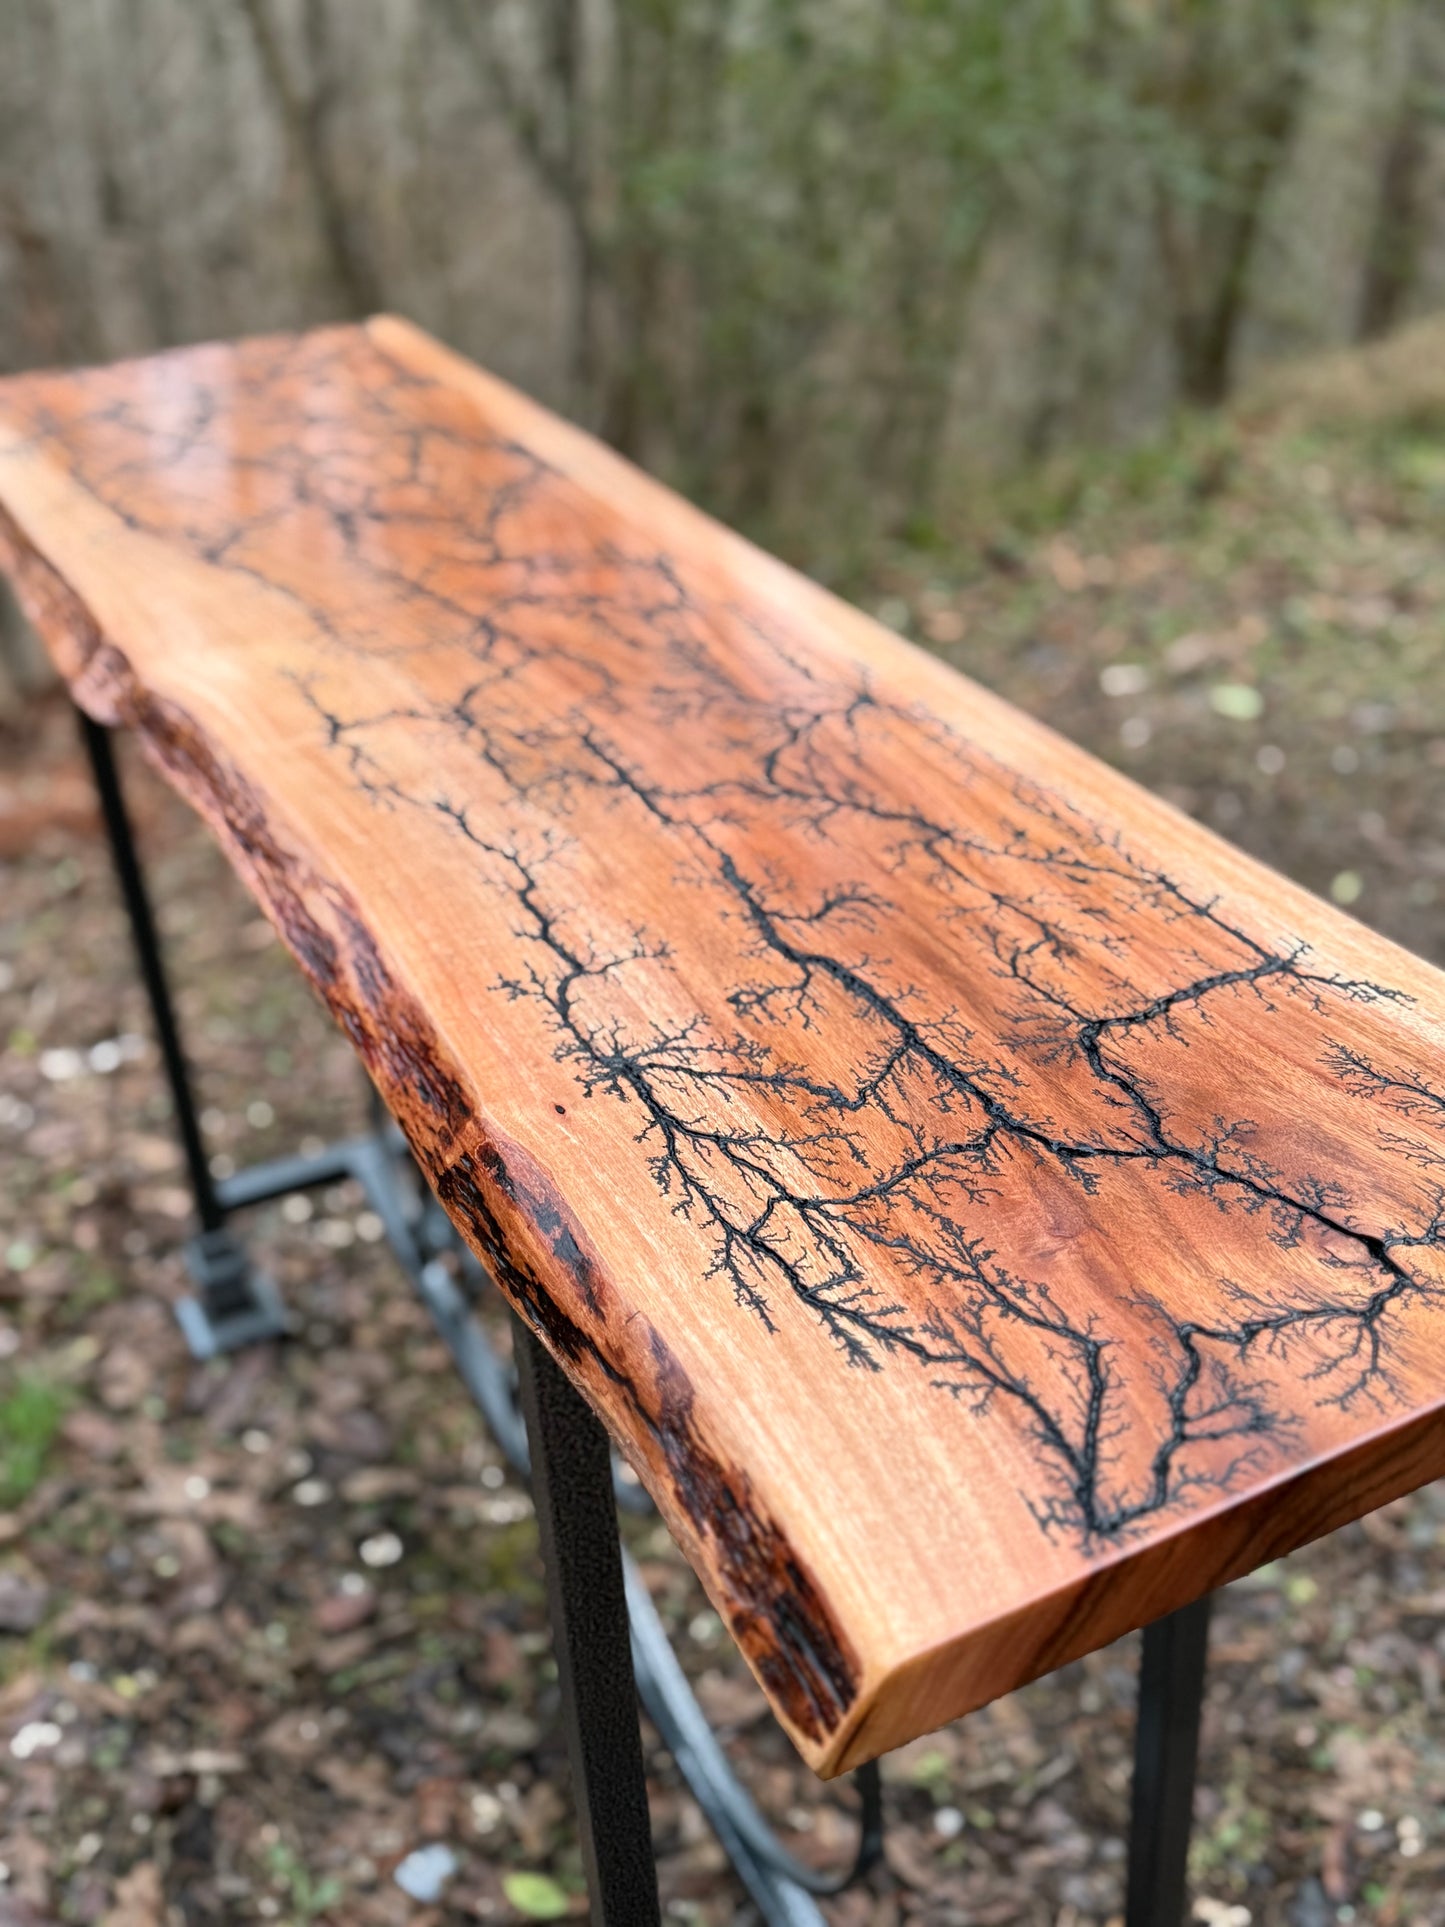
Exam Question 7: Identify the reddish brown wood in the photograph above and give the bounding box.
[3,319,1445,1774]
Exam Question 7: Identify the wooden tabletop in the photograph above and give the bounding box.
[3,320,1445,1777]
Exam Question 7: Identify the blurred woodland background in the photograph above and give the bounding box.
[3,0,1445,557]
[6,4,1445,1924]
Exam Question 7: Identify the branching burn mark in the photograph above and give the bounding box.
[437,1141,859,1738]
[7,327,1445,1565]
[0,435,859,1738]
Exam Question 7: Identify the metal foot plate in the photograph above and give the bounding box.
[176,1229,291,1359]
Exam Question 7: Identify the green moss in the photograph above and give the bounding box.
[263,1839,344,1923]
[0,1372,67,1508]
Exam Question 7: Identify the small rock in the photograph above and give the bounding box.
[260,1711,327,1763]
[1100,663,1149,698]
[9,1720,61,1759]
[0,1571,49,1634]
[392,1843,458,1903]
[343,1468,418,1504]
[329,1408,391,1461]
[1290,1880,1332,1927]
[358,1530,403,1568]
[313,1585,376,1635]
[485,1708,541,1752]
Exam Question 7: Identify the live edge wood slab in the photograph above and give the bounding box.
[3,321,1445,1778]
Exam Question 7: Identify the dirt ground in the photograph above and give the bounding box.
[2,370,1445,1926]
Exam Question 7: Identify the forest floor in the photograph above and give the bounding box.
[2,339,1445,1927]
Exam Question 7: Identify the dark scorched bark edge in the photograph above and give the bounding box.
[0,504,859,1744]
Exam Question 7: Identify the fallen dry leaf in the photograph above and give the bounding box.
[99,1861,163,1927]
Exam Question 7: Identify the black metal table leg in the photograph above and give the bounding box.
[76,706,289,1356]
[69,728,870,1910]
[1125,1591,1213,1927]
[513,1321,661,1927]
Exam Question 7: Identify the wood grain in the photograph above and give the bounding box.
[3,320,1445,1775]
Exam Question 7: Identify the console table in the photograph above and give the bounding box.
[3,318,1443,1924]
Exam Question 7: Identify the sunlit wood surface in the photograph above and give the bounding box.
[4,319,1445,1776]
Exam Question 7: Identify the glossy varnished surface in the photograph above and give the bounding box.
[3,320,1445,1773]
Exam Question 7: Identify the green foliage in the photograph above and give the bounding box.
[979,406,1237,538]
[263,1840,344,1924]
[593,0,1331,558]
[609,0,1108,531]
[502,1870,573,1919]
[0,1372,66,1509]
[476,1,1409,567]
